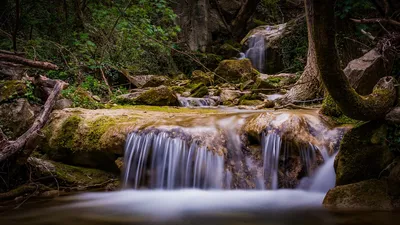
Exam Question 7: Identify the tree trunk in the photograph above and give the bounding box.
[307,0,396,121]
[12,0,20,52]
[281,0,323,104]
[231,0,262,38]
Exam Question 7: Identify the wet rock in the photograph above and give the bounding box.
[54,98,73,110]
[191,70,214,86]
[127,75,171,88]
[0,98,36,139]
[261,73,297,87]
[116,86,179,106]
[214,59,259,84]
[242,18,306,73]
[323,179,394,210]
[0,66,24,80]
[335,121,395,186]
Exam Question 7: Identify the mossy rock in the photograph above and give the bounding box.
[28,157,119,188]
[43,113,133,172]
[190,83,209,98]
[323,179,394,210]
[321,95,359,124]
[171,86,186,94]
[239,99,264,106]
[251,78,277,94]
[0,80,27,103]
[191,70,214,86]
[117,86,179,106]
[214,59,259,84]
[335,121,395,186]
[218,43,241,58]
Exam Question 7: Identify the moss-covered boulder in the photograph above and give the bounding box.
[116,86,179,106]
[0,80,27,103]
[214,59,259,84]
[28,157,119,189]
[335,121,395,186]
[323,179,394,210]
[191,70,214,86]
[190,83,209,98]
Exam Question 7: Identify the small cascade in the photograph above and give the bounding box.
[123,131,224,189]
[243,34,265,72]
[308,153,337,193]
[178,97,218,107]
[262,131,282,189]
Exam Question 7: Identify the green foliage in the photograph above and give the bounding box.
[256,0,281,23]
[280,19,308,73]
[24,81,41,104]
[1,0,180,88]
[61,86,103,109]
[336,0,375,19]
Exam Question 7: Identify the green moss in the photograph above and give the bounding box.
[321,95,359,124]
[0,80,27,103]
[252,78,276,94]
[121,86,179,106]
[266,76,282,84]
[171,86,186,94]
[190,83,209,98]
[214,59,259,84]
[336,121,394,186]
[239,100,263,106]
[111,105,218,113]
[51,115,83,149]
[190,70,214,86]
[78,117,117,151]
[62,86,104,109]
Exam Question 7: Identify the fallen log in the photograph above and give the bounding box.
[0,53,58,70]
[0,80,64,163]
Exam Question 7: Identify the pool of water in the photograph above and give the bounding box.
[1,190,399,225]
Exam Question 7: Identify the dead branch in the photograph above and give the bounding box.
[0,80,64,163]
[0,53,58,70]
[0,50,25,56]
[350,18,400,26]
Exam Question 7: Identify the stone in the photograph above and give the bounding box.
[241,18,306,74]
[0,80,27,103]
[220,89,243,105]
[28,157,119,188]
[0,98,36,139]
[116,86,179,106]
[54,98,73,110]
[323,179,393,210]
[214,59,259,84]
[335,121,395,186]
[127,75,171,88]
[190,83,209,98]
[344,49,395,95]
[191,70,214,86]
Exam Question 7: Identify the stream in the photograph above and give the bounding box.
[1,107,399,225]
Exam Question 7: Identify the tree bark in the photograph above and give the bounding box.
[0,53,58,70]
[0,81,64,163]
[12,0,20,52]
[281,0,323,104]
[231,0,262,38]
[308,0,396,121]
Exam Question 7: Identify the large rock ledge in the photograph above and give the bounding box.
[41,106,224,171]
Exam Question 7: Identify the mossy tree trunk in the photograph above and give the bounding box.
[307,0,396,121]
[281,0,323,104]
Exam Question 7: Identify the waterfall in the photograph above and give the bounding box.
[244,34,265,72]
[262,131,282,189]
[178,97,217,107]
[123,131,224,189]
[308,153,337,193]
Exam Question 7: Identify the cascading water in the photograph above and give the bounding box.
[178,97,218,107]
[243,34,265,72]
[123,131,224,189]
[262,131,282,189]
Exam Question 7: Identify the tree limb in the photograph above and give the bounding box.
[350,18,400,26]
[0,53,58,70]
[308,0,397,121]
[0,80,64,163]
